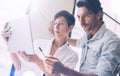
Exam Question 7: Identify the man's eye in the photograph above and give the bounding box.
[59,23,64,25]
[83,14,91,18]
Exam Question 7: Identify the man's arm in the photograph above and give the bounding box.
[45,56,97,76]
[67,38,77,46]
[94,38,120,76]
[62,66,97,76]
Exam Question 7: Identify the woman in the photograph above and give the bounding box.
[21,10,78,76]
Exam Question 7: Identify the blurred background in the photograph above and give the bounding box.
[0,0,120,76]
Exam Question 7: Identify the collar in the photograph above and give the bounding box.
[86,23,106,41]
[51,38,69,50]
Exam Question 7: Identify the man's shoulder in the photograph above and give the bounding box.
[104,28,120,40]
[101,29,120,47]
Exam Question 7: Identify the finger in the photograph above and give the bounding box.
[1,31,12,37]
[22,51,28,56]
[44,63,54,73]
[45,56,58,63]
[44,58,58,68]
[3,22,11,32]
[45,55,58,60]
[4,26,11,32]
[26,55,32,61]
[21,52,33,61]
[3,22,8,29]
[18,51,30,60]
[22,55,30,61]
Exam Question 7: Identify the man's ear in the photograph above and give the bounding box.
[96,11,102,20]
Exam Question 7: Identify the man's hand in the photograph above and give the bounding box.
[44,56,65,74]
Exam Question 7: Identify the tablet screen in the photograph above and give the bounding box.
[8,15,34,54]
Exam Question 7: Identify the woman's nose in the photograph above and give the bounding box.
[54,23,59,29]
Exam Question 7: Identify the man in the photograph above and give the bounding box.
[44,0,120,76]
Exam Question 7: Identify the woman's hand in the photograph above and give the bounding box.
[0,22,11,43]
[17,51,39,63]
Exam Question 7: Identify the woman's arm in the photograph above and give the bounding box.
[1,23,21,70]
[10,53,21,70]
[18,52,60,76]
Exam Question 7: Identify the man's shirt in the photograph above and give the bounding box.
[76,24,120,76]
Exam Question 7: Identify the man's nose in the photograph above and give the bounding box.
[79,17,85,25]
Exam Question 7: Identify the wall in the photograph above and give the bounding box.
[100,0,120,38]
[30,0,74,41]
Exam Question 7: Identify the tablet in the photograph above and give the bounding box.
[8,15,34,54]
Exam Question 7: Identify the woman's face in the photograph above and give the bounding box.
[53,16,72,39]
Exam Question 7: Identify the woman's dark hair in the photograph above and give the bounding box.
[54,10,75,27]
[76,0,103,21]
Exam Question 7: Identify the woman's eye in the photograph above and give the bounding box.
[53,23,57,25]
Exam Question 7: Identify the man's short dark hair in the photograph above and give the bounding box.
[54,10,75,26]
[76,0,103,21]
[76,0,103,14]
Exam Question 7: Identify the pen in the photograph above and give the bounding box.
[39,47,45,56]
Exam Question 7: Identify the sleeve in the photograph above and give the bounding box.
[95,38,120,76]
[76,35,86,48]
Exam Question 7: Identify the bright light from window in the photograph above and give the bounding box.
[0,0,31,73]
[0,0,31,50]
[111,0,120,16]
[22,70,36,76]
[0,0,30,23]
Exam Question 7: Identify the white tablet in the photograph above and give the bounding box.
[8,15,34,54]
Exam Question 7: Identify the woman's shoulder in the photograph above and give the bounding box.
[66,45,78,57]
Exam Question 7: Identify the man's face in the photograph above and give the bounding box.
[77,6,98,32]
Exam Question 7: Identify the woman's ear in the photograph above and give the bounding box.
[68,25,74,32]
